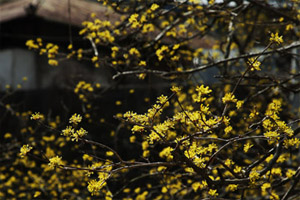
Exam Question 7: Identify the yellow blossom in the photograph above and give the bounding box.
[196,85,212,95]
[226,184,238,192]
[131,125,145,133]
[61,126,74,136]
[156,45,169,61]
[30,112,44,120]
[91,56,98,62]
[249,170,260,183]
[284,138,300,148]
[87,179,105,196]
[48,156,62,169]
[150,3,159,11]
[208,189,218,197]
[69,113,82,125]
[233,165,242,173]
[170,86,181,93]
[270,32,283,45]
[71,128,88,141]
[244,143,253,153]
[236,100,244,109]
[48,59,58,66]
[106,151,114,156]
[129,48,141,57]
[222,93,237,103]
[138,60,146,66]
[26,39,39,49]
[264,131,280,140]
[224,126,232,135]
[248,57,261,71]
[159,147,173,161]
[261,183,270,195]
[286,169,296,178]
[19,144,33,158]
[225,159,234,167]
[33,191,41,198]
[129,13,140,28]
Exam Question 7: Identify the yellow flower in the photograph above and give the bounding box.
[75,127,88,137]
[69,113,82,125]
[30,112,44,120]
[142,24,155,33]
[138,60,147,66]
[33,191,41,198]
[91,56,98,62]
[208,189,218,197]
[261,183,270,195]
[131,125,145,133]
[222,93,237,103]
[61,126,74,136]
[284,138,300,148]
[129,13,140,28]
[170,86,181,93]
[195,85,212,95]
[249,170,260,183]
[4,132,12,139]
[156,95,169,105]
[106,151,114,156]
[225,159,234,167]
[48,156,62,169]
[82,154,93,161]
[48,59,58,66]
[236,100,244,109]
[243,143,253,153]
[248,58,261,71]
[233,165,242,173]
[150,3,159,11]
[270,32,283,45]
[87,179,105,196]
[159,147,173,161]
[286,169,296,178]
[270,190,279,200]
[25,39,39,49]
[19,144,33,158]
[129,48,141,57]
[156,45,169,61]
[264,131,280,140]
[224,126,232,135]
[226,184,238,192]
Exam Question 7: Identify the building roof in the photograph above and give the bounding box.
[0,0,119,26]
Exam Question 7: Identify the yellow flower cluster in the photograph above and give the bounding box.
[159,147,173,161]
[192,181,207,192]
[249,170,260,183]
[129,13,140,28]
[156,45,169,61]
[80,19,115,44]
[193,85,212,102]
[129,48,141,57]
[74,81,95,102]
[19,144,33,158]
[30,112,44,121]
[61,114,88,141]
[270,32,283,45]
[69,113,82,125]
[222,93,237,103]
[248,57,261,71]
[26,38,60,66]
[48,156,62,169]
